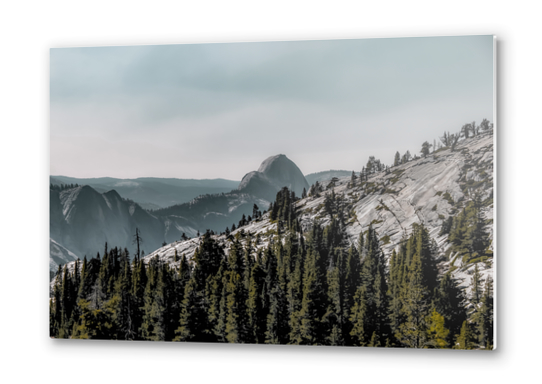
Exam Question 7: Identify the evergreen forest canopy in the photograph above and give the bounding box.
[50,119,494,349]
[50,191,493,349]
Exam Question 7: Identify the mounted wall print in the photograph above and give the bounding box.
[50,35,495,349]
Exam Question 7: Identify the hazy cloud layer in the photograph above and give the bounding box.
[51,36,494,180]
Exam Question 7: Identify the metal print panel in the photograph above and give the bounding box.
[50,35,495,349]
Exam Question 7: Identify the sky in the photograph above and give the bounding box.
[50,35,494,180]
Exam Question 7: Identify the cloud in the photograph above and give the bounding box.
[50,35,494,179]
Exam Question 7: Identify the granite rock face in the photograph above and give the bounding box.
[238,154,310,200]
[142,132,494,294]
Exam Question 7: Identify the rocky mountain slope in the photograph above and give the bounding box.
[237,154,309,200]
[49,238,78,274]
[142,132,494,295]
[50,186,178,262]
[50,154,310,272]
[152,154,309,234]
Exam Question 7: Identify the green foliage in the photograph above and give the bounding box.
[421,141,432,158]
[50,185,488,348]
[394,152,401,167]
[442,192,454,206]
[425,309,449,348]
[350,226,389,346]
[380,235,390,245]
[454,321,475,349]
[449,197,491,266]
[270,187,298,233]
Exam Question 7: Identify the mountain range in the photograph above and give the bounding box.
[49,154,310,271]
[140,131,494,295]
[50,130,495,348]
[51,131,494,297]
[50,176,240,210]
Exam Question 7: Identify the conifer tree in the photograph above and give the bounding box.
[396,252,428,348]
[208,257,227,342]
[388,248,405,339]
[420,141,432,158]
[323,248,345,346]
[78,256,92,300]
[350,171,357,187]
[475,276,494,349]
[454,321,474,349]
[350,226,389,346]
[131,258,147,339]
[342,245,361,344]
[434,272,467,345]
[246,256,266,343]
[225,241,249,343]
[263,243,288,344]
[394,151,401,167]
[470,264,483,307]
[287,250,304,344]
[297,248,325,344]
[112,250,134,340]
[175,233,225,342]
[426,309,449,348]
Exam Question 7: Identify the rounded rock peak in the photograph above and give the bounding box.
[257,154,293,175]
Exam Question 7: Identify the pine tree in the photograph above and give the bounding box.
[426,309,449,348]
[287,250,304,344]
[394,151,401,167]
[476,276,494,349]
[454,321,474,349]
[77,256,92,300]
[402,150,411,164]
[434,272,467,346]
[350,226,389,346]
[471,264,483,307]
[421,141,432,158]
[175,233,225,342]
[323,248,345,346]
[263,244,288,344]
[461,124,471,139]
[297,248,324,344]
[396,252,428,348]
[131,258,147,339]
[246,256,266,343]
[224,241,248,343]
[208,257,227,341]
[342,245,361,344]
[112,249,134,340]
[350,171,358,187]
[388,248,405,340]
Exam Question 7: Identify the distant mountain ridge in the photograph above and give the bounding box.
[50,154,310,272]
[305,170,353,186]
[50,176,239,209]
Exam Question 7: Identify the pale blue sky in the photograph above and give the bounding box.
[50,35,494,179]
